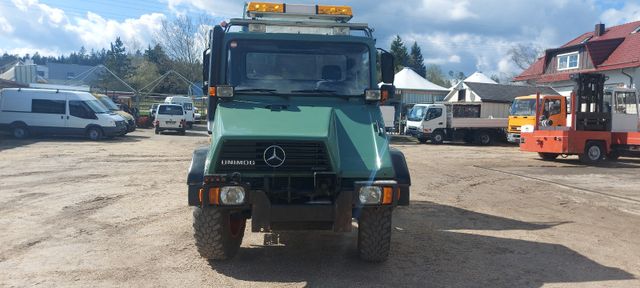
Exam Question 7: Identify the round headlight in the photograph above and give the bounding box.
[220,186,246,205]
[359,186,382,204]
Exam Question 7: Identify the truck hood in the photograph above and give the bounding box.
[208,100,394,179]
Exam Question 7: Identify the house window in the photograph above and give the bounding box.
[557,52,579,70]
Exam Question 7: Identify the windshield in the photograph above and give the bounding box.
[407,106,427,122]
[85,100,110,114]
[510,99,537,116]
[158,105,184,115]
[227,39,371,96]
[97,96,119,111]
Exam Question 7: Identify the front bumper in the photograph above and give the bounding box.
[188,177,407,232]
[507,133,521,143]
[407,128,428,141]
[126,119,136,132]
[103,124,127,137]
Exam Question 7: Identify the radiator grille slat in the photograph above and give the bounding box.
[216,140,331,172]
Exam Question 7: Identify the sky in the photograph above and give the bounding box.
[1,0,640,79]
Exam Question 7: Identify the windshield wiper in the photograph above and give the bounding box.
[291,89,337,94]
[235,88,277,94]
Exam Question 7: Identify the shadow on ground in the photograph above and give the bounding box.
[208,201,634,287]
[0,133,148,151]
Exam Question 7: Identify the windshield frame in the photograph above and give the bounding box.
[85,100,110,114]
[96,96,120,111]
[222,33,376,97]
[407,106,428,122]
[510,98,538,117]
[158,105,184,115]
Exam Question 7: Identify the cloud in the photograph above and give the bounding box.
[0,0,628,79]
[164,0,242,17]
[0,0,165,55]
[600,3,640,25]
[0,16,13,34]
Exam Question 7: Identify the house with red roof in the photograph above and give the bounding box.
[514,21,640,96]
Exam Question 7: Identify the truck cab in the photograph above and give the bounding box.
[187,3,410,262]
[406,103,446,142]
[507,95,567,143]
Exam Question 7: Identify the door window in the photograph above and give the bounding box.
[69,101,95,119]
[544,99,562,116]
[614,92,638,115]
[425,108,443,121]
[32,99,65,114]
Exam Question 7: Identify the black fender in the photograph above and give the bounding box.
[187,146,210,206]
[390,148,411,206]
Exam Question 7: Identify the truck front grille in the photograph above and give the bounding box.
[216,140,331,173]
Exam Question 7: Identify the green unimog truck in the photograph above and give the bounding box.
[187,2,411,262]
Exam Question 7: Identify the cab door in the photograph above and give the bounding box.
[67,100,98,134]
[611,91,638,132]
[422,107,445,132]
[546,97,567,127]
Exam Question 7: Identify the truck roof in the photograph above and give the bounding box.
[1,88,96,100]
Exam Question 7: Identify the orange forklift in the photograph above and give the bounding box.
[520,73,640,164]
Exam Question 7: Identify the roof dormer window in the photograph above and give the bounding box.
[581,36,592,43]
[633,26,640,34]
[557,52,579,71]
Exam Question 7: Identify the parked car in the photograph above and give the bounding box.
[164,96,195,129]
[155,104,187,135]
[0,88,127,140]
[93,93,136,132]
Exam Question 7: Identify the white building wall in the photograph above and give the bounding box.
[550,68,638,96]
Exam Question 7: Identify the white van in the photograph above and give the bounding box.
[0,88,127,140]
[154,104,187,135]
[164,96,195,128]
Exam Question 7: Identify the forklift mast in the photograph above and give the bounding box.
[571,73,610,131]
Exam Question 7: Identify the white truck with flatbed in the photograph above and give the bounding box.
[406,103,508,145]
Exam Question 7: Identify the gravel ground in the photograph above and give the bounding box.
[1,127,639,287]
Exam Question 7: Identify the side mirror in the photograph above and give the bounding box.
[381,52,395,84]
[202,49,211,94]
[380,84,395,103]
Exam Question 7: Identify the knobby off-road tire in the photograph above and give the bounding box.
[193,207,246,260]
[358,207,393,262]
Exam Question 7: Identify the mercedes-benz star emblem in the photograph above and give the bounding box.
[263,145,286,168]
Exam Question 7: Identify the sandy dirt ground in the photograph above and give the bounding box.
[1,127,639,288]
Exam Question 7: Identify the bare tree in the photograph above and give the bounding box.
[155,14,213,81]
[508,44,543,71]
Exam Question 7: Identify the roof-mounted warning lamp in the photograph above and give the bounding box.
[246,2,353,21]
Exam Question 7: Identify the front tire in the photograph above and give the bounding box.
[358,207,393,262]
[193,207,245,261]
[579,141,605,164]
[430,130,445,144]
[87,127,103,141]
